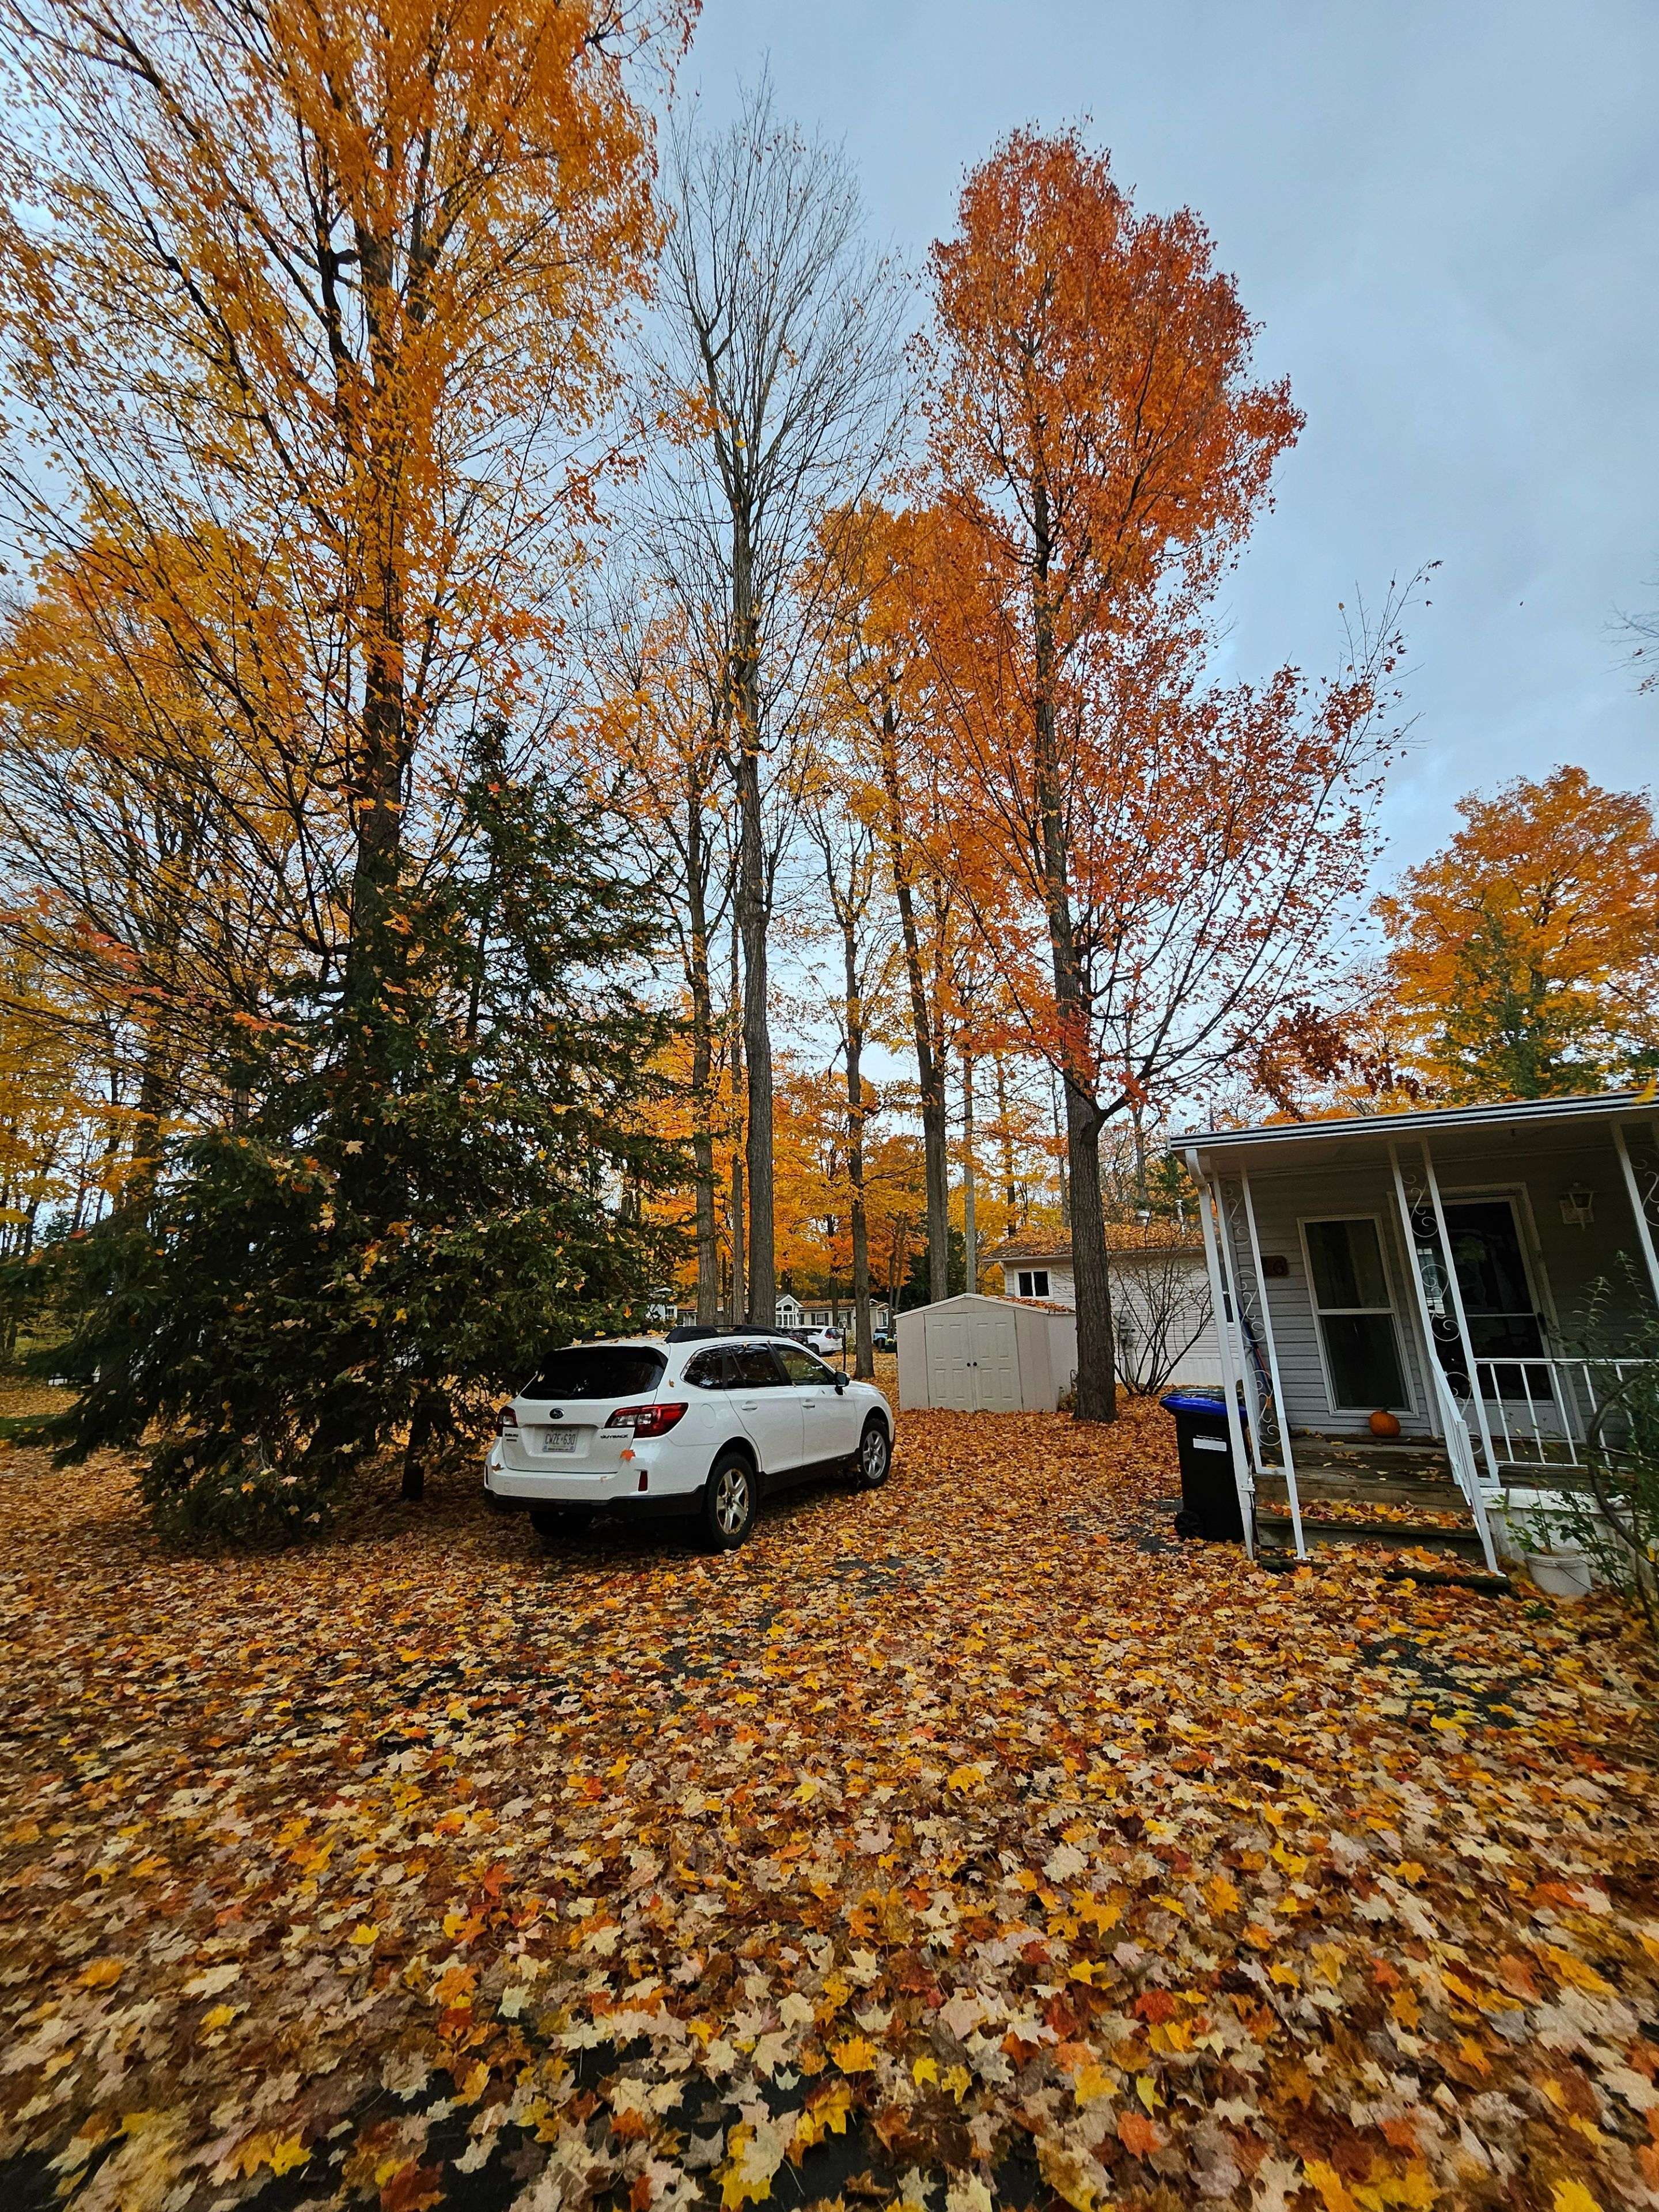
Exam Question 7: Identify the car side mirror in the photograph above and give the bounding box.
[834,1378,846,1395]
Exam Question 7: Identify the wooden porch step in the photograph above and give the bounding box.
[1256,1511,1486,1559]
[1259,1469,1465,1508]
[1289,1434,1455,1476]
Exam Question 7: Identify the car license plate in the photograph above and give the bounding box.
[540,1427,578,1453]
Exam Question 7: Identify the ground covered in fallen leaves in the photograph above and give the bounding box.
[2,1397,1658,2212]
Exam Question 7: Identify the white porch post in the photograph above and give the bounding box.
[1240,1168,1306,1559]
[1388,1143,1445,1442]
[1214,1177,1270,1482]
[1187,1149,1256,1558]
[1419,1139,1501,1481]
[1612,1120,1659,1311]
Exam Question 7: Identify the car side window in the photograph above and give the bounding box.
[729,1345,786,1389]
[778,1344,835,1386]
[682,1351,730,1389]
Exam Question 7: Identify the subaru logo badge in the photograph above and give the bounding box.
[548,1410,563,1420]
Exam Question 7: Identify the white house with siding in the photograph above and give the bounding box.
[995,1232,1224,1390]
[1181,1089,1659,1570]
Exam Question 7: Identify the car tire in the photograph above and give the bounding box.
[856,1416,891,1490]
[531,1504,594,1540]
[702,1451,756,1550]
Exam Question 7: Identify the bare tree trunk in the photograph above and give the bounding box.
[728,916,745,1326]
[842,909,874,1377]
[961,1050,977,1295]
[874,699,949,1302]
[994,1052,1020,1228]
[685,800,719,1324]
[1031,475,1115,1422]
[731,539,774,1324]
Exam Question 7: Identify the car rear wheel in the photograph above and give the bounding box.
[857,1417,891,1490]
[702,1452,756,1550]
[531,1504,594,1540]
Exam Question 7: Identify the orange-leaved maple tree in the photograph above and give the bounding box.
[1375,766,1659,1101]
[919,130,1399,1420]
[0,0,690,1156]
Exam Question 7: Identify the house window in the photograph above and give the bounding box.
[1302,1217,1408,1411]
[1016,1269,1050,1299]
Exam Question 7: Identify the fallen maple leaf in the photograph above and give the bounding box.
[1117,2108,1161,2157]
[829,2035,878,2074]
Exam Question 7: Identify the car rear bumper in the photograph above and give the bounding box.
[484,1441,704,1505]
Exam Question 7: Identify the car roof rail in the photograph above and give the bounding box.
[665,1324,803,1345]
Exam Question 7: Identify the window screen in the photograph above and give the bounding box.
[520,1346,666,1401]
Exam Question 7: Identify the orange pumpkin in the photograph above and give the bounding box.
[1369,1408,1402,1440]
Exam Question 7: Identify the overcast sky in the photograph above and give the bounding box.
[678,0,1659,880]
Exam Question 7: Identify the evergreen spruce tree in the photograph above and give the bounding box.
[40,724,679,1540]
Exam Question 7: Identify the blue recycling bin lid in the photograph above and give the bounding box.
[1159,1390,1228,1415]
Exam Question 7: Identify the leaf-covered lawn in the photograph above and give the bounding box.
[2,1400,1657,2212]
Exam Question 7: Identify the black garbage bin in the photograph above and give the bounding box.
[1160,1389,1248,1544]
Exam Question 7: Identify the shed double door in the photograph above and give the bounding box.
[926,1308,1020,1411]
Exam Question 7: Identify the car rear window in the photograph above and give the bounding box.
[520,1346,666,1402]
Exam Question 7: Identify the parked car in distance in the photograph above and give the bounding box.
[799,1325,843,1357]
[484,1331,893,1550]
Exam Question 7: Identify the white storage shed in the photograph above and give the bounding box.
[896,1294,1078,1412]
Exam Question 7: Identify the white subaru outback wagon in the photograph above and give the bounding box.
[484,1328,894,1550]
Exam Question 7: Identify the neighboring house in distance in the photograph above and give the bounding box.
[995,1231,1222,1391]
[649,1293,892,1336]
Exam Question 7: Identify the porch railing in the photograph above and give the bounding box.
[1467,1355,1658,1469]
[1428,1363,1500,1574]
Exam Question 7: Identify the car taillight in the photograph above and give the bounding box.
[606,1402,687,1438]
[497,1406,518,1434]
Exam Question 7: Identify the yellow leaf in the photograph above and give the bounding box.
[458,2061,489,2103]
[791,2083,852,2152]
[1550,2184,1601,2212]
[268,2138,310,2178]
[348,1923,378,1947]
[77,1959,124,1988]
[1135,2074,1160,2115]
[830,2035,877,2074]
[1205,1872,1241,1916]
[912,2056,938,2087]
[1305,2159,1362,2212]
[200,2004,238,2032]
[1037,2135,1097,2211]
[1545,1946,1613,1997]
[1073,2063,1113,2105]
[946,1764,982,1794]
[941,2063,971,2100]
[1269,1963,1300,1987]
[1391,1985,1420,2030]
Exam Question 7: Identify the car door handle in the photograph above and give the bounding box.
[740,1400,759,1411]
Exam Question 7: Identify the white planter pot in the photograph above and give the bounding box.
[1527,1549,1595,1600]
